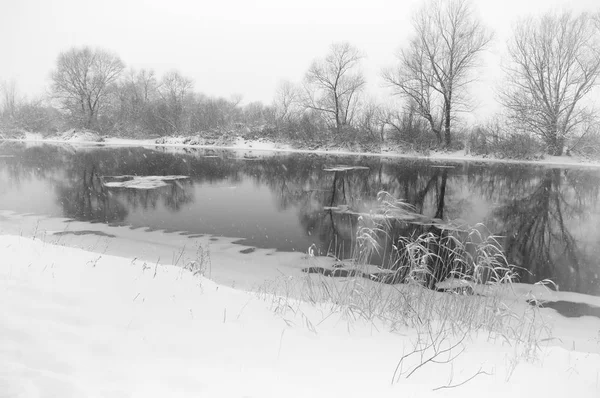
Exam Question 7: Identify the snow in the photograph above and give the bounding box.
[59,129,104,143]
[232,136,291,151]
[1,226,600,396]
[4,135,600,168]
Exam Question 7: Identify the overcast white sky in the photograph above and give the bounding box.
[1,0,599,119]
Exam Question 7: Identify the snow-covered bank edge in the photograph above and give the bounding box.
[1,233,600,397]
[4,135,600,169]
[2,208,600,352]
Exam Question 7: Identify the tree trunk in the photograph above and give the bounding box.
[547,134,564,156]
[443,97,452,148]
[334,94,341,136]
[425,114,442,146]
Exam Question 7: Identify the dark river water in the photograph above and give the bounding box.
[1,142,599,296]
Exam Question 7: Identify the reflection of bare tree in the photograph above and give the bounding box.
[105,179,194,212]
[56,165,124,222]
[56,165,128,223]
[422,170,458,289]
[495,169,598,293]
[55,150,196,223]
[386,169,458,288]
[0,143,71,182]
[465,163,541,204]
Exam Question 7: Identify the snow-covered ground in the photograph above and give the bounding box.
[5,133,600,169]
[1,220,600,396]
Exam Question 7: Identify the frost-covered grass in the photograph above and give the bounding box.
[257,192,558,375]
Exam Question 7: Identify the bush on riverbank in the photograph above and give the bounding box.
[466,125,545,160]
[568,129,600,161]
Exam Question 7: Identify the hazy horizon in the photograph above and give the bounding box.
[2,0,599,121]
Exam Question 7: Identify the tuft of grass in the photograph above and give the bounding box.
[183,243,211,277]
[257,191,552,369]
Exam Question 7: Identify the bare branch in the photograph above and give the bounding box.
[51,47,125,129]
[499,10,600,155]
[302,42,366,134]
[383,0,492,147]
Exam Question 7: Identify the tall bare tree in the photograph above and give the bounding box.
[303,42,366,135]
[500,11,600,156]
[273,80,301,125]
[51,47,124,129]
[0,79,19,120]
[110,68,158,134]
[157,70,193,134]
[126,69,157,105]
[383,0,492,147]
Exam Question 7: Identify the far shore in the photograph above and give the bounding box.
[3,134,600,169]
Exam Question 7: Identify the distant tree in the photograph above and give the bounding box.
[125,69,157,106]
[380,101,430,145]
[229,93,243,108]
[187,95,241,133]
[15,98,64,133]
[273,80,301,125]
[303,42,366,135]
[101,68,158,135]
[242,101,273,126]
[500,11,600,155]
[157,70,194,134]
[357,100,386,142]
[0,82,63,133]
[51,47,125,129]
[0,79,19,121]
[383,0,492,147]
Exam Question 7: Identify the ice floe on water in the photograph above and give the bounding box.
[323,165,370,172]
[101,175,190,189]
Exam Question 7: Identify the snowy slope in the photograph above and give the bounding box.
[1,234,600,397]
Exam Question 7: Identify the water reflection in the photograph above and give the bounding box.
[56,165,127,223]
[495,168,600,293]
[1,142,599,295]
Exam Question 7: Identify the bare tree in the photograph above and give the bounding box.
[128,68,157,104]
[229,93,243,108]
[157,70,194,133]
[273,80,301,125]
[380,100,429,144]
[303,42,366,135]
[242,101,272,126]
[109,68,159,134]
[383,0,492,147]
[51,47,124,129]
[0,79,19,120]
[358,99,386,142]
[500,11,600,156]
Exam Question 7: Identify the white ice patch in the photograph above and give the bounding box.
[323,165,370,172]
[101,175,190,190]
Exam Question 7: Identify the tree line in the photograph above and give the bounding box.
[1,0,599,156]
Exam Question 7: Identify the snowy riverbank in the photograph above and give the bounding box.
[1,230,600,397]
[4,133,600,169]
